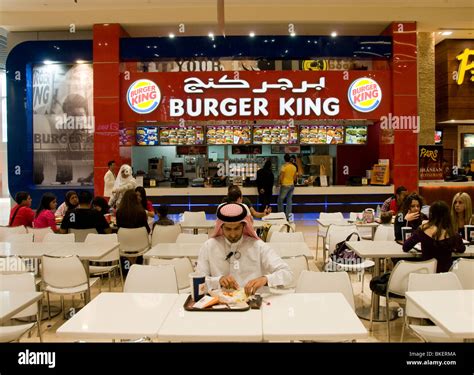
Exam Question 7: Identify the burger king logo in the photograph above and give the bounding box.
[127,79,161,114]
[348,77,382,113]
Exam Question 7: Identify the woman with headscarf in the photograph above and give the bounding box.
[55,191,79,217]
[195,203,292,295]
[108,164,137,209]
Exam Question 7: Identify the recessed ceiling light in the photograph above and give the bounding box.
[441,31,453,36]
[331,32,337,37]
[75,60,86,64]
[290,32,296,37]
[249,32,255,37]
[208,32,214,38]
[169,33,175,38]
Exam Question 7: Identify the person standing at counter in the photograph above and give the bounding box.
[108,164,137,209]
[256,159,274,213]
[403,201,465,272]
[103,160,116,199]
[277,154,297,221]
[9,192,35,228]
[451,192,473,237]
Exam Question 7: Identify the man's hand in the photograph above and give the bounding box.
[405,212,420,222]
[219,275,239,290]
[244,276,267,296]
[263,206,272,216]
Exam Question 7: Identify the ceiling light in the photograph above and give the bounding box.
[441,31,453,36]
[290,32,296,37]
[75,60,86,64]
[331,32,337,37]
[169,33,175,38]
[208,32,214,38]
[249,32,255,37]
[43,60,53,65]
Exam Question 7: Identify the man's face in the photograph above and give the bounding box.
[222,222,244,243]
[110,163,116,172]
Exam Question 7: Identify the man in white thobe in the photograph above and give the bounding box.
[103,160,116,198]
[196,203,292,295]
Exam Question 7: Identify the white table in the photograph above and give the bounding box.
[144,241,313,260]
[158,294,262,342]
[180,219,288,234]
[262,293,367,341]
[406,290,474,341]
[56,293,179,340]
[0,291,43,324]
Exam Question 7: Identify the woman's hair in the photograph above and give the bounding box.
[157,205,168,218]
[263,159,272,170]
[421,200,455,240]
[35,193,56,218]
[380,212,392,224]
[451,192,473,232]
[91,196,109,215]
[15,191,30,205]
[116,190,146,226]
[135,186,148,211]
[401,193,424,215]
[65,191,78,209]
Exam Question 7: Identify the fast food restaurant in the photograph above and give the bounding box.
[1,1,473,361]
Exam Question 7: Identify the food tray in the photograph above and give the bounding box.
[183,295,262,312]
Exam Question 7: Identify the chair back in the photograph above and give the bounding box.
[43,233,75,243]
[282,255,309,289]
[69,228,98,242]
[450,258,474,289]
[0,273,37,318]
[295,270,355,310]
[387,259,437,297]
[175,233,208,244]
[6,233,34,243]
[117,227,150,254]
[326,225,357,255]
[42,254,88,289]
[123,264,178,293]
[265,223,294,242]
[151,224,181,246]
[182,211,206,225]
[26,227,53,242]
[373,225,395,241]
[320,212,344,221]
[85,233,120,262]
[148,257,194,290]
[269,231,305,243]
[263,212,287,221]
[406,272,463,319]
[0,226,27,241]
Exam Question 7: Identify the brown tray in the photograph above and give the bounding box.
[183,295,262,312]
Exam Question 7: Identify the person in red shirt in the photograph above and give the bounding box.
[9,192,35,227]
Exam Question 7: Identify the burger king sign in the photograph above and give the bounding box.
[348,77,382,113]
[127,79,161,114]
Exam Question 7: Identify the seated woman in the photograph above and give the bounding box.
[403,200,465,272]
[394,193,427,243]
[135,186,154,218]
[55,191,79,217]
[91,196,110,215]
[33,193,58,232]
[154,205,174,226]
[451,192,473,238]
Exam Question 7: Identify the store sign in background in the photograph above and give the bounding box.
[419,145,444,180]
[121,71,391,122]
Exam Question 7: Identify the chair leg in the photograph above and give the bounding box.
[118,264,124,291]
[108,271,112,292]
[61,295,65,320]
[361,269,365,294]
[316,234,320,261]
[386,296,391,342]
[46,292,51,321]
[369,292,375,331]
[400,315,406,342]
[37,299,43,342]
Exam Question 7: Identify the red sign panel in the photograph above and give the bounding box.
[121,71,391,121]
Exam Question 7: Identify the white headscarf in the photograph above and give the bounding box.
[113,164,135,192]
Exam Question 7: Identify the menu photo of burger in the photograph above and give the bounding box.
[345,126,368,145]
[253,127,263,143]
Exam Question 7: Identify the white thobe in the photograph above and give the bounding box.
[103,170,115,198]
[196,235,293,291]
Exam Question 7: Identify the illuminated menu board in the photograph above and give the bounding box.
[252,125,298,145]
[136,126,158,146]
[206,125,251,145]
[345,126,368,145]
[299,125,344,145]
[159,126,204,145]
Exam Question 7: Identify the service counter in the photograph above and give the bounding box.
[419,181,474,205]
[145,185,394,214]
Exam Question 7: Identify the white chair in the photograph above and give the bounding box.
[43,233,75,243]
[117,227,150,259]
[123,264,178,293]
[0,226,27,241]
[373,225,395,241]
[269,231,305,243]
[69,228,98,242]
[175,233,208,244]
[449,258,474,289]
[85,233,123,292]
[148,257,194,292]
[316,212,344,257]
[271,255,309,292]
[262,212,287,221]
[296,270,355,311]
[404,272,463,342]
[41,254,97,319]
[6,233,34,242]
[151,224,182,246]
[369,259,437,341]
[181,211,207,234]
[26,227,53,242]
[265,223,294,242]
[0,273,42,342]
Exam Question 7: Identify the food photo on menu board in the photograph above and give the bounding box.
[253,125,298,144]
[299,126,344,144]
[136,126,158,146]
[120,128,135,146]
[206,125,251,145]
[344,126,368,145]
[159,126,204,145]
